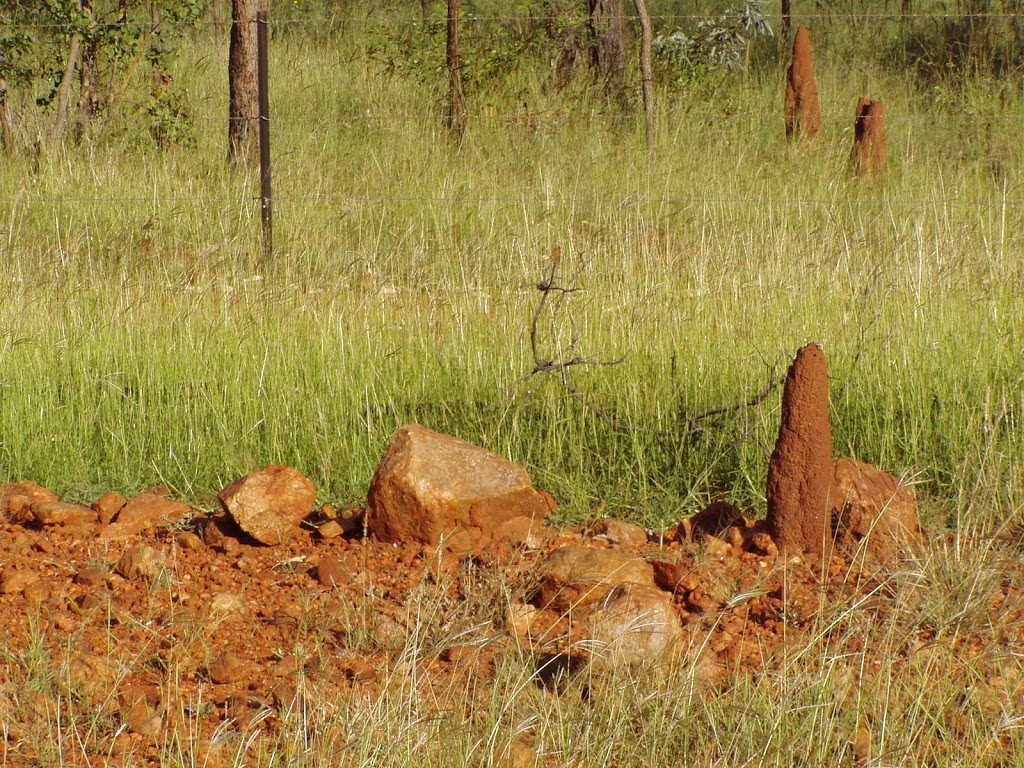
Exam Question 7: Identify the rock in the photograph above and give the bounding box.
[588,518,648,548]
[208,592,246,618]
[32,501,98,527]
[317,520,344,539]
[116,492,192,531]
[119,684,162,739]
[366,424,554,546]
[850,98,888,178]
[92,492,127,524]
[534,546,655,612]
[0,568,40,595]
[115,547,165,581]
[585,583,682,666]
[75,567,109,587]
[203,514,243,552]
[0,481,59,522]
[830,457,919,564]
[651,559,694,595]
[784,25,822,140]
[218,466,316,546]
[209,652,246,684]
[689,502,743,541]
[67,653,121,705]
[174,531,205,550]
[766,343,834,556]
[505,602,541,640]
[492,516,548,549]
[316,554,349,587]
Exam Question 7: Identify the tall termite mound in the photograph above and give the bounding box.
[784,25,821,141]
[767,343,834,555]
[849,98,888,177]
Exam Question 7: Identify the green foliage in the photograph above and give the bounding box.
[652,0,773,78]
[0,0,209,148]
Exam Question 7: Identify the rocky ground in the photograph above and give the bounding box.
[2,348,1022,767]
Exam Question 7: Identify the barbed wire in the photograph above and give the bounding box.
[3,10,1024,30]
[2,194,1020,207]
[190,111,1024,124]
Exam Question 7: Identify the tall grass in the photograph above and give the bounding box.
[0,8,1021,532]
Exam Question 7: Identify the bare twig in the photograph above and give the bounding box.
[510,248,783,441]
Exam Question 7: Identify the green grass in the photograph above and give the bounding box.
[1,8,1022,535]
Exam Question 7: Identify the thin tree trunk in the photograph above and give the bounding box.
[228,0,263,163]
[587,0,626,95]
[49,13,82,150]
[633,0,654,156]
[0,79,14,155]
[445,0,466,140]
[781,0,791,37]
[75,0,97,143]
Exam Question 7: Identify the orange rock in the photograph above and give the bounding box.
[218,466,316,546]
[366,424,554,546]
[0,481,59,522]
[533,545,655,612]
[830,457,919,564]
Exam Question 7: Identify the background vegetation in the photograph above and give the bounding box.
[1,0,1021,533]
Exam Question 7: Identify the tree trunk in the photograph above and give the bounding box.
[445,0,466,140]
[781,0,791,37]
[633,0,654,156]
[75,0,97,143]
[587,0,626,95]
[228,0,264,163]
[49,34,81,149]
[0,79,14,155]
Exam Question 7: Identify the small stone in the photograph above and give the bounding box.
[585,583,682,667]
[0,481,59,521]
[316,555,348,587]
[317,521,344,539]
[115,547,165,581]
[119,684,162,740]
[505,602,540,640]
[32,502,98,527]
[75,567,108,588]
[750,532,779,558]
[92,493,127,525]
[651,559,689,595]
[491,516,548,549]
[174,531,204,550]
[534,546,655,612]
[209,652,246,685]
[271,682,298,710]
[589,518,648,548]
[218,465,316,546]
[203,514,242,552]
[0,569,39,595]
[701,535,732,558]
[690,502,743,541]
[115,492,192,531]
[209,592,246,618]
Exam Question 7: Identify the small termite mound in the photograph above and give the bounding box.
[766,343,834,555]
[849,98,888,178]
[784,25,822,141]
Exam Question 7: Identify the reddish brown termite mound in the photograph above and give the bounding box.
[766,343,834,556]
[784,25,822,141]
[849,98,888,177]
